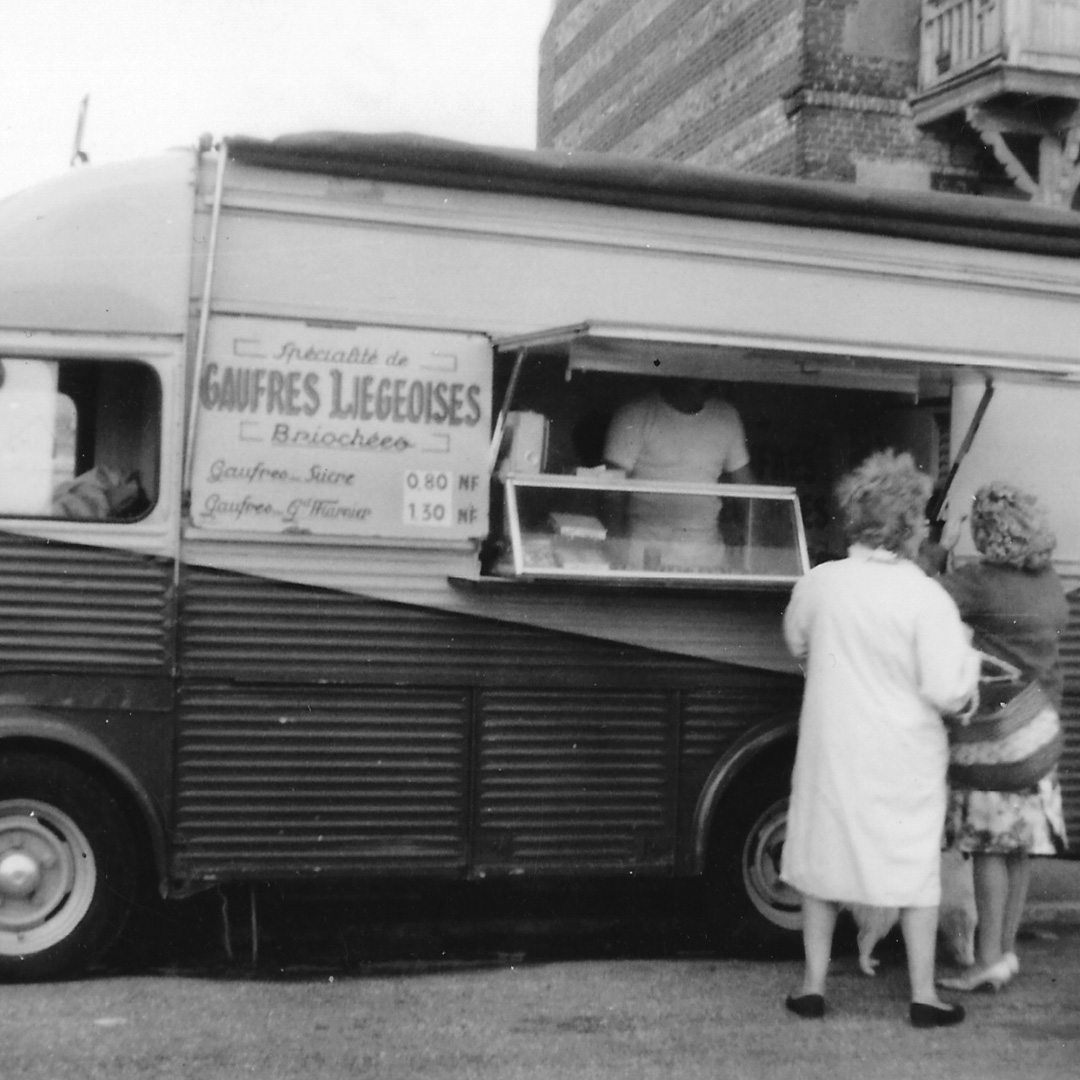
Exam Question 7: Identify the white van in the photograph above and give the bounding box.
[0,132,1078,979]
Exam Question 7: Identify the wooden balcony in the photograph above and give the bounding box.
[913,0,1080,124]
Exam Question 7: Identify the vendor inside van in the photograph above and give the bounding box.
[601,378,756,570]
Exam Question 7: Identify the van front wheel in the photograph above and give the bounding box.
[0,754,139,981]
[705,776,802,957]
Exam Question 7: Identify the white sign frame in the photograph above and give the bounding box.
[189,318,491,539]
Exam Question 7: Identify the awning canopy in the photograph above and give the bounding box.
[494,322,1080,395]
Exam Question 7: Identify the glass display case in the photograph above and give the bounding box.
[499,473,809,586]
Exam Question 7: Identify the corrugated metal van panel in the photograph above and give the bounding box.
[173,686,469,877]
[1058,589,1080,849]
[0,533,172,671]
[175,566,805,880]
[681,680,803,762]
[677,680,802,866]
[179,565,735,688]
[474,689,675,872]
[181,539,797,674]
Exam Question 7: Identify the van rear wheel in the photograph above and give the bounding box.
[705,773,802,957]
[0,754,139,981]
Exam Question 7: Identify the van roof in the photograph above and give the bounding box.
[0,151,196,337]
[227,131,1080,258]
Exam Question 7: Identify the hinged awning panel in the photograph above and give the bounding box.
[494,322,1080,393]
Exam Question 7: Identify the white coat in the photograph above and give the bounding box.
[780,546,980,907]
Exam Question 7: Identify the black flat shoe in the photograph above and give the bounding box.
[785,993,825,1019]
[910,1002,965,1028]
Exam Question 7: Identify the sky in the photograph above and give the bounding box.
[0,0,554,199]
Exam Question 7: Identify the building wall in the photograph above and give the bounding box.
[797,0,992,189]
[805,0,919,98]
[538,0,1005,192]
[538,0,804,175]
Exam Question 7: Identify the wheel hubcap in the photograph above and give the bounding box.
[0,850,41,897]
[0,802,96,954]
[742,799,802,931]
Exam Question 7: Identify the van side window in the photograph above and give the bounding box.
[0,357,161,521]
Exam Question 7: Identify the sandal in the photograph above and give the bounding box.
[937,956,1013,993]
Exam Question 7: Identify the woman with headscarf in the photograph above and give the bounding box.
[937,482,1069,993]
[781,450,980,1028]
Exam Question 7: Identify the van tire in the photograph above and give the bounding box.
[0,754,139,981]
[704,768,802,958]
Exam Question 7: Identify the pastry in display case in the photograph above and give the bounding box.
[499,473,809,586]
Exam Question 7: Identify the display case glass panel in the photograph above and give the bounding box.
[501,474,809,586]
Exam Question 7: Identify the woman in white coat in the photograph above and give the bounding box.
[780,450,980,1028]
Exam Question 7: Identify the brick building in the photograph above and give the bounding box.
[538,0,1080,204]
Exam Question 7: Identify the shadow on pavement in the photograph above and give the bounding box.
[102,859,1080,982]
[104,877,810,980]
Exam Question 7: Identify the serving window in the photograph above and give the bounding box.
[485,324,955,583]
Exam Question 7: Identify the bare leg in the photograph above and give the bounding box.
[900,905,948,1006]
[799,894,838,996]
[1001,851,1031,957]
[972,853,1008,968]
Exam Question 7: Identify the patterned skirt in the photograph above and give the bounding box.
[945,770,1068,856]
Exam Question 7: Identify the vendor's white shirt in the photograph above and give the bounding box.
[603,392,750,541]
[603,392,750,483]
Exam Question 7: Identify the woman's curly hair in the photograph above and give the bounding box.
[835,449,932,556]
[970,481,1056,571]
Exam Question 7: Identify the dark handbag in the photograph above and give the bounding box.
[947,652,1064,792]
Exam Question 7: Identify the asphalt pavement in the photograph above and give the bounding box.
[6,919,1080,1080]
[4,860,1079,1079]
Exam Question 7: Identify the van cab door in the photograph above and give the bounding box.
[0,338,184,810]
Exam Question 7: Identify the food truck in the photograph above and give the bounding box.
[1,132,1079,979]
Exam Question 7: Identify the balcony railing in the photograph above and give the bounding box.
[920,0,1080,93]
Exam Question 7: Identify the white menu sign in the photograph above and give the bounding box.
[189,317,491,538]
